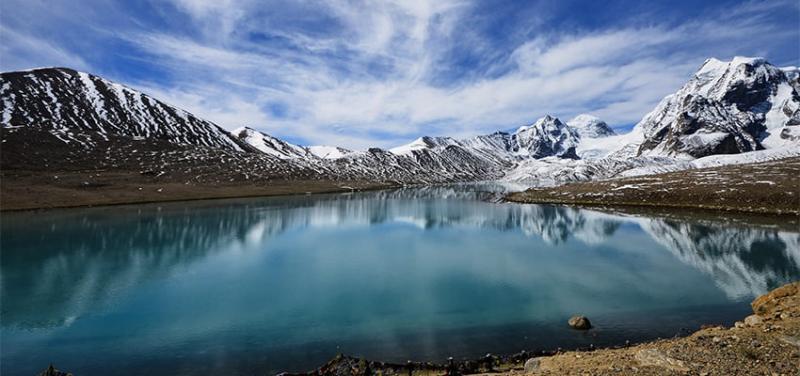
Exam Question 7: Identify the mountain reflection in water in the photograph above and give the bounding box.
[1,184,798,375]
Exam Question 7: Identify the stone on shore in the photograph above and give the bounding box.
[523,357,541,373]
[751,282,799,316]
[744,314,763,326]
[634,348,689,372]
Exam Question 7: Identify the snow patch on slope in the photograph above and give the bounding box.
[307,145,352,159]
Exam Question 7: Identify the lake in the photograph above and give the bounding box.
[2,184,799,375]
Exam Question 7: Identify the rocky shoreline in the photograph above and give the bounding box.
[506,157,800,216]
[290,282,800,375]
[35,284,800,375]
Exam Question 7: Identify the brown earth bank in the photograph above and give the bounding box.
[0,171,395,211]
[36,282,800,376]
[506,157,800,216]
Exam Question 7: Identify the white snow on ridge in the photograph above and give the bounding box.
[307,145,352,159]
[576,128,642,160]
[618,146,800,178]
[232,127,354,160]
[567,114,616,139]
[633,56,799,158]
[2,67,245,151]
[233,126,309,159]
[3,57,799,188]
[390,136,459,155]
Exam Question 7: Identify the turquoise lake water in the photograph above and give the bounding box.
[2,185,798,375]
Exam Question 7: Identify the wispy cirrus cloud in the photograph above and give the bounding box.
[0,24,89,71]
[1,0,798,149]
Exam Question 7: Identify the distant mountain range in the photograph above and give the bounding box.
[1,57,798,185]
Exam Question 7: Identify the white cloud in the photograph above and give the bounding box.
[2,0,797,149]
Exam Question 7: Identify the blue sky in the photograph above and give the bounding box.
[1,0,798,149]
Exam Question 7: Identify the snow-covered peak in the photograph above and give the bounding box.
[233,126,310,159]
[233,127,354,160]
[307,145,352,159]
[514,115,580,159]
[516,114,558,134]
[633,56,799,158]
[782,66,800,86]
[389,136,458,155]
[567,114,616,138]
[690,56,785,100]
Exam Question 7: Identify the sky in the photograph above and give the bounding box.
[1,0,798,149]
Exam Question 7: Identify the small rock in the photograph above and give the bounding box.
[778,335,800,348]
[38,365,72,376]
[751,340,762,348]
[568,315,592,330]
[634,349,688,372]
[523,358,540,373]
[745,314,763,326]
[734,321,745,328]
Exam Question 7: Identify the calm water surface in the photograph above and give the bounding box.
[2,185,799,375]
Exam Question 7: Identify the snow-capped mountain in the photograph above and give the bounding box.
[513,115,580,159]
[233,126,312,159]
[307,145,353,159]
[2,57,798,187]
[232,126,353,160]
[567,114,616,139]
[0,67,245,151]
[634,57,800,158]
[387,115,582,163]
[228,127,512,182]
[501,57,800,185]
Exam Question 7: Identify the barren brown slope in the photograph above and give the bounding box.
[0,127,397,211]
[506,157,800,215]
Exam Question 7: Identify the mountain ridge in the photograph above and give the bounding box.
[2,56,799,189]
[634,57,799,158]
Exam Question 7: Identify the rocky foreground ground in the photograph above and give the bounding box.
[506,157,800,215]
[494,282,800,375]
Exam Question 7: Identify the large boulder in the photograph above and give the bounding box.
[568,315,592,330]
[523,357,541,373]
[751,281,800,316]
